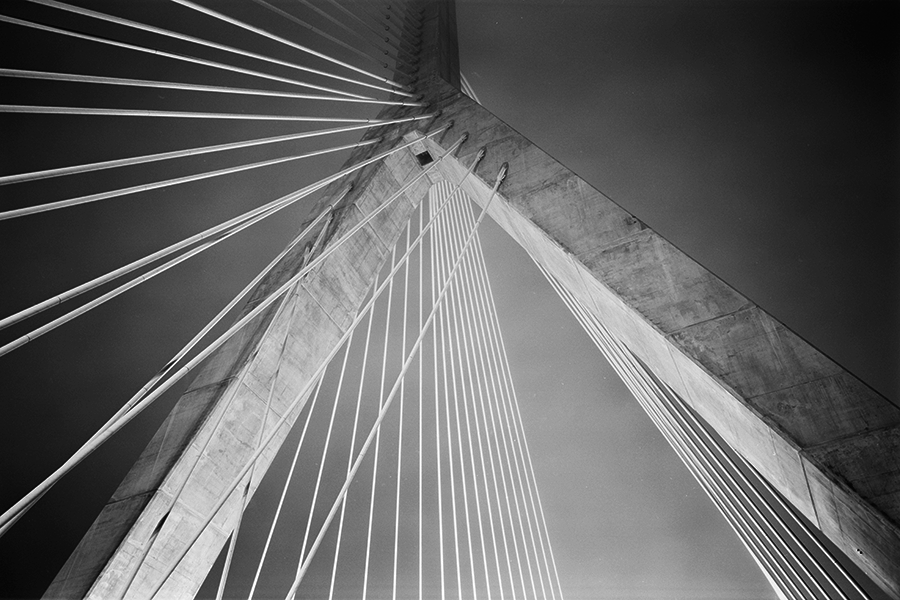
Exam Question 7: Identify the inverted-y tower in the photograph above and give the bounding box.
[45,1,900,598]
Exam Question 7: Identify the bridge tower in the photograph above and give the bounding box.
[1,1,895,598]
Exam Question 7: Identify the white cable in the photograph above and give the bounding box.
[460,73,484,105]
[247,363,318,600]
[451,184,528,599]
[281,162,506,598]
[504,364,549,600]
[469,233,541,599]
[540,265,798,600]
[247,0,396,72]
[392,220,413,600]
[434,186,465,597]
[131,135,465,598]
[0,14,371,100]
[218,279,306,600]
[138,137,463,598]
[0,116,424,188]
[0,126,458,537]
[418,198,425,600]
[362,243,399,600]
[449,193,508,600]
[0,134,384,220]
[428,192,448,600]
[329,279,379,600]
[0,197,331,536]
[441,187,481,599]
[120,273,304,600]
[292,0,410,68]
[462,201,557,600]
[321,0,415,59]
[445,191,494,599]
[457,193,524,599]
[295,334,355,569]
[0,69,422,109]
[0,151,360,355]
[170,0,412,95]
[29,0,406,94]
[474,249,567,600]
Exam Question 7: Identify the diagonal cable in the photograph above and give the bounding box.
[29,0,408,96]
[0,127,457,537]
[145,139,488,600]
[0,114,427,187]
[170,0,412,94]
[0,68,424,107]
[247,0,397,72]
[291,0,413,67]
[283,160,507,600]
[0,14,370,99]
[0,141,378,332]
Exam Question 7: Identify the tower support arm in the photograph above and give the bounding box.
[423,89,900,598]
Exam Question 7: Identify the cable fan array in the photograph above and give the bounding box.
[0,1,886,599]
[534,262,874,600]
[185,180,564,600]
[0,1,545,597]
[0,0,431,527]
[0,5,571,585]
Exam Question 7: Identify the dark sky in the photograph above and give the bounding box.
[453,2,898,598]
[0,1,897,599]
[455,1,899,598]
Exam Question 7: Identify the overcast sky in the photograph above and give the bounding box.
[0,1,897,599]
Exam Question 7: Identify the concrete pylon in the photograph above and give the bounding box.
[44,4,443,597]
[46,1,899,599]
[43,139,445,598]
[404,6,900,598]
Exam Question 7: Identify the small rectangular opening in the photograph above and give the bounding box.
[415,151,434,166]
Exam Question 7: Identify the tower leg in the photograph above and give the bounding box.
[44,131,438,599]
